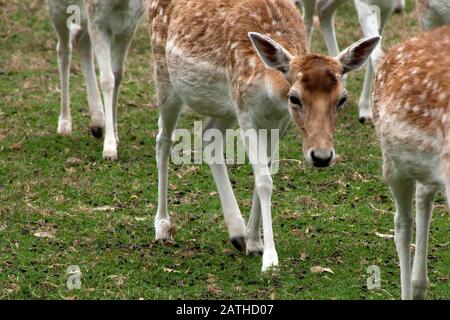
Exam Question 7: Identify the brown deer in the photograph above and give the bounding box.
[150,0,380,272]
[373,25,450,299]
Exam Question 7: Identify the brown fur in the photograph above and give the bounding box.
[373,25,450,136]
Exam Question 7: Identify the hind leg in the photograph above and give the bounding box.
[355,0,395,123]
[75,28,105,138]
[154,91,182,242]
[50,17,73,136]
[110,31,136,145]
[202,117,246,251]
[412,183,436,300]
[385,164,415,300]
[155,103,182,242]
[300,0,316,49]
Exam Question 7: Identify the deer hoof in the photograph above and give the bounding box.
[231,237,246,252]
[90,126,103,139]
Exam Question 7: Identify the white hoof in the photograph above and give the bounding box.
[261,250,279,273]
[57,118,72,136]
[155,219,174,241]
[102,140,118,161]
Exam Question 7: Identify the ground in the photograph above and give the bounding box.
[0,0,448,299]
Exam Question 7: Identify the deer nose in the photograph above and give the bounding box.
[310,149,334,168]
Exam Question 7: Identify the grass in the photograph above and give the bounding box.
[0,0,448,300]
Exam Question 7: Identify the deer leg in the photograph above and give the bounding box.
[111,31,136,145]
[246,117,288,257]
[89,25,117,160]
[300,0,316,49]
[387,172,415,300]
[202,117,246,251]
[246,188,264,256]
[239,120,280,272]
[154,98,182,243]
[354,0,395,123]
[75,29,105,138]
[52,20,73,136]
[318,0,348,57]
[412,183,436,300]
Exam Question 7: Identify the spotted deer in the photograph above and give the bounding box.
[416,0,450,30]
[149,0,380,272]
[47,0,146,160]
[373,25,450,299]
[297,0,398,123]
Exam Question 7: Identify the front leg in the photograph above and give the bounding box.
[111,30,139,145]
[88,25,117,160]
[240,124,278,272]
[246,188,264,256]
[246,117,288,257]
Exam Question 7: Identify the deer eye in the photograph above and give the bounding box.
[337,94,347,109]
[289,95,303,108]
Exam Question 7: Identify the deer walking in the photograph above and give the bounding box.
[373,25,450,299]
[47,0,146,160]
[149,0,380,272]
[297,0,398,123]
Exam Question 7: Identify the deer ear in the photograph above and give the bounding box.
[337,36,381,74]
[248,32,293,76]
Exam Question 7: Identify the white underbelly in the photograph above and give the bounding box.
[382,137,444,186]
[166,42,237,119]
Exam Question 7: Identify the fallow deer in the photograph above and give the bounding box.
[416,0,450,30]
[298,0,398,123]
[373,25,450,299]
[47,0,146,160]
[149,0,380,272]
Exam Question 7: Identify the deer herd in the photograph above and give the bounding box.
[45,0,449,300]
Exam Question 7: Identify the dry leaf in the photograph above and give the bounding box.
[66,157,82,166]
[300,252,308,261]
[11,143,22,151]
[163,267,180,273]
[207,285,222,295]
[34,231,55,239]
[375,232,394,240]
[310,266,334,274]
[93,206,115,212]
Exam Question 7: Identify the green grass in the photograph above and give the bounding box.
[0,0,448,300]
